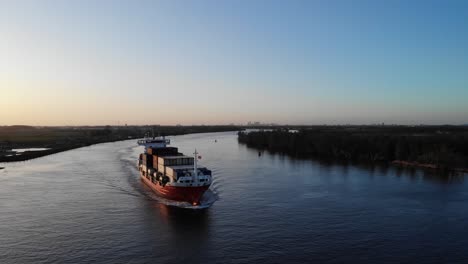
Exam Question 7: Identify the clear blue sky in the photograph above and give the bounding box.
[1,0,467,125]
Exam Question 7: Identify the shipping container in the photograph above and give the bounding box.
[157,157,164,165]
[165,166,177,178]
[149,147,179,156]
[158,156,173,166]
[186,157,195,165]
[158,156,194,166]
[142,153,151,161]
[157,164,165,174]
[147,147,173,155]
[143,154,153,167]
[152,155,159,167]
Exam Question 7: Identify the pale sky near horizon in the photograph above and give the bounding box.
[1,0,467,126]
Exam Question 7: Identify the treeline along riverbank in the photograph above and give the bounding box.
[0,125,239,162]
[238,126,468,172]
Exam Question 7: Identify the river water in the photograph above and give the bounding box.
[1,131,468,263]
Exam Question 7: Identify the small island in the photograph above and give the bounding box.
[238,125,468,173]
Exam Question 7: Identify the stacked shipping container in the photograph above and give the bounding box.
[142,147,197,181]
[157,156,194,166]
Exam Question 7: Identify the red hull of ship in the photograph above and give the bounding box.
[141,174,209,205]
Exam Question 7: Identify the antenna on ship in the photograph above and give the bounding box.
[193,149,199,184]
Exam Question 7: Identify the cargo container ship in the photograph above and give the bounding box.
[137,136,212,206]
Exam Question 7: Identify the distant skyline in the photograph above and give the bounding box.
[1,0,467,126]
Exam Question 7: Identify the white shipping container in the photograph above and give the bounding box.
[158,157,165,165]
[166,167,176,178]
[157,164,165,174]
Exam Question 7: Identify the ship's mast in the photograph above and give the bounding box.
[193,149,198,184]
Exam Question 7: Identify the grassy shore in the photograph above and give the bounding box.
[238,125,468,172]
[0,125,239,162]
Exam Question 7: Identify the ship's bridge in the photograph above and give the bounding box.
[138,137,170,150]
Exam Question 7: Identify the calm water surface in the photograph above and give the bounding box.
[1,131,468,263]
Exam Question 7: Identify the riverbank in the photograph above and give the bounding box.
[392,160,468,173]
[0,125,240,163]
[0,138,129,162]
[238,126,468,173]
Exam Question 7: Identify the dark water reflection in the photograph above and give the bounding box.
[269,150,466,185]
[1,131,468,264]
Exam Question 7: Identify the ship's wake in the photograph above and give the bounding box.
[154,189,219,209]
[143,188,219,209]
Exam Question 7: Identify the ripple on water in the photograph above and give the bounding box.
[2,132,468,264]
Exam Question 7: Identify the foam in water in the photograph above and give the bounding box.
[146,189,219,209]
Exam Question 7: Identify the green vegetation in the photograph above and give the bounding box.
[0,125,239,162]
[238,126,468,171]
